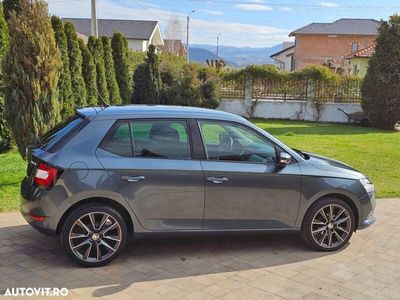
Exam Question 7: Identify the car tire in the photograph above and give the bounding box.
[61,203,128,267]
[301,197,355,251]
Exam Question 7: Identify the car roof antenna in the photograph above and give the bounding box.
[94,87,110,108]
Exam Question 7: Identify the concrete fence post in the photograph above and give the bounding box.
[243,76,253,117]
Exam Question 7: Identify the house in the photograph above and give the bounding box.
[158,39,187,57]
[270,42,295,71]
[289,18,380,72]
[63,18,164,52]
[345,44,375,77]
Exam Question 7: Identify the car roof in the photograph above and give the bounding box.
[77,105,245,122]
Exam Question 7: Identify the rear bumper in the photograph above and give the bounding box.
[20,177,58,236]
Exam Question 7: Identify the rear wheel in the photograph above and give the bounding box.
[61,203,128,267]
[301,197,355,251]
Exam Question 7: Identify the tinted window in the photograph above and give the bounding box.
[199,120,277,164]
[131,120,191,159]
[101,122,132,157]
[40,114,87,152]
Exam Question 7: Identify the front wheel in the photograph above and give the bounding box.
[301,198,355,251]
[61,204,128,267]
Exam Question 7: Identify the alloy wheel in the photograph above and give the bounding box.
[68,212,122,263]
[310,204,351,249]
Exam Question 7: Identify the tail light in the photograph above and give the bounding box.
[34,163,58,189]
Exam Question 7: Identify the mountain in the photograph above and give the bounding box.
[189,44,284,67]
[189,47,237,67]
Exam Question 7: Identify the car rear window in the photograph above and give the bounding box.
[40,114,88,152]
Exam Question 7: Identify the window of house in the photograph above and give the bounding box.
[198,120,277,164]
[351,43,359,53]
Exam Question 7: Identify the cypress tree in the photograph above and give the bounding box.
[51,16,73,118]
[101,36,121,104]
[79,38,97,106]
[133,44,162,104]
[3,0,61,158]
[111,32,132,104]
[2,0,20,20]
[0,4,13,153]
[361,15,400,129]
[88,36,109,104]
[64,22,87,107]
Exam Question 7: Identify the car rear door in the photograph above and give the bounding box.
[96,119,204,231]
[197,119,302,230]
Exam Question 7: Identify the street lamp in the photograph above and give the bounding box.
[216,33,221,59]
[186,10,195,63]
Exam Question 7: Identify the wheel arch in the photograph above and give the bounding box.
[56,197,134,236]
[298,192,360,230]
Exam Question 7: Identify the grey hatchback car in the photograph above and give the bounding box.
[21,105,375,267]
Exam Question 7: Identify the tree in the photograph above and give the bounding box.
[101,36,121,104]
[164,16,184,55]
[64,21,87,107]
[2,0,20,21]
[0,4,13,153]
[111,32,132,103]
[2,0,61,158]
[79,38,97,106]
[361,15,400,129]
[88,36,109,104]
[133,44,162,104]
[51,16,73,118]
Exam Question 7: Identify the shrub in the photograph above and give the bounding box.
[51,16,73,118]
[88,36,109,104]
[362,15,400,129]
[132,44,162,104]
[79,38,97,106]
[0,97,13,153]
[65,22,87,107]
[111,33,132,104]
[101,36,121,105]
[3,0,61,158]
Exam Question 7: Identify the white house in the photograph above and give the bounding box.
[270,42,295,71]
[63,18,164,52]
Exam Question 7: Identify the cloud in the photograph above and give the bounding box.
[234,4,273,11]
[198,9,224,16]
[47,0,290,47]
[281,6,292,11]
[318,1,339,8]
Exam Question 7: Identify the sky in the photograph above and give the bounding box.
[47,0,400,48]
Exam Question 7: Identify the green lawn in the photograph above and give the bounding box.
[0,119,399,212]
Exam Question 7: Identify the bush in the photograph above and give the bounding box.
[362,15,400,129]
[0,97,13,153]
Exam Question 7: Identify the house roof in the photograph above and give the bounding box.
[290,18,381,36]
[62,18,159,40]
[345,44,376,59]
[270,45,295,58]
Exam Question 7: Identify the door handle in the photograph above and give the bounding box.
[207,176,229,184]
[121,175,145,182]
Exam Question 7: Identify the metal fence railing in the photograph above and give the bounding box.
[221,77,362,103]
[221,79,245,99]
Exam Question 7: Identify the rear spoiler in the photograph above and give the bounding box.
[75,107,101,120]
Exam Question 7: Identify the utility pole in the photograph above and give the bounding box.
[91,0,98,37]
[186,10,195,63]
[216,33,221,59]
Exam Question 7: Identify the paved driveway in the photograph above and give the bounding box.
[0,199,399,300]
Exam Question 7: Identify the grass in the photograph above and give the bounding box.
[0,150,26,212]
[0,119,399,212]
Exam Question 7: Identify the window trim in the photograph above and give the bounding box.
[99,118,194,160]
[196,119,285,165]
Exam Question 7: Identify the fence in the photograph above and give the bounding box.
[221,77,362,103]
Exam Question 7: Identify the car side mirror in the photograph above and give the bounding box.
[278,152,291,167]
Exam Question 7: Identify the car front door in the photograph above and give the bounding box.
[198,120,302,230]
[96,119,204,231]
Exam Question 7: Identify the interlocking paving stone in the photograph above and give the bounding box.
[0,198,399,299]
